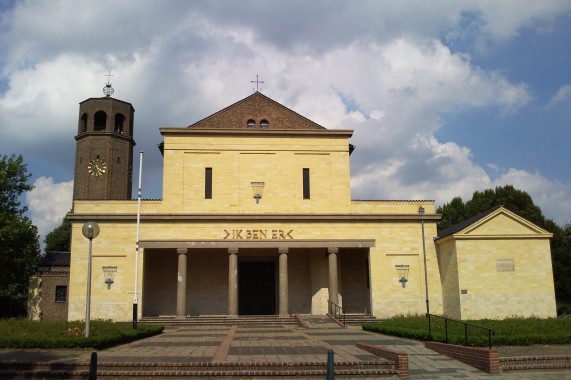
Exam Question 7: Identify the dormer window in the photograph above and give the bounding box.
[247,119,255,129]
[261,119,269,129]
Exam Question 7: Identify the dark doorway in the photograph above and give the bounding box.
[239,262,275,315]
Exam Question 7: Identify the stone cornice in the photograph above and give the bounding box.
[435,233,553,244]
[67,213,442,222]
[452,234,552,240]
[159,128,354,138]
[139,239,376,250]
[75,131,135,144]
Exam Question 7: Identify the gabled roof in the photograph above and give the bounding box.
[437,206,502,239]
[435,205,552,241]
[187,91,326,130]
[39,251,71,267]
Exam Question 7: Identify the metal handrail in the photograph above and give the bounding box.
[327,300,345,325]
[427,313,495,349]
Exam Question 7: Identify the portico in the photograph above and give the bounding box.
[139,239,374,318]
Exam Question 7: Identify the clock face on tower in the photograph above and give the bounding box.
[88,158,107,177]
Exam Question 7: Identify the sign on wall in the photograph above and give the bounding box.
[223,229,294,240]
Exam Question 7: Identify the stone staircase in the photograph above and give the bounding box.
[0,360,399,379]
[140,314,298,326]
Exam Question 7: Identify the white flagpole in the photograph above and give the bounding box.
[133,151,143,329]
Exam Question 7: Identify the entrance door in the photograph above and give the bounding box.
[239,262,275,315]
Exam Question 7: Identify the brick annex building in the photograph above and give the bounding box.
[53,90,556,322]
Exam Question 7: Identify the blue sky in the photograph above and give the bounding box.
[0,1,569,244]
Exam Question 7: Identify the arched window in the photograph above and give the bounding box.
[114,114,125,133]
[80,113,88,133]
[94,111,107,131]
[247,119,255,129]
[260,119,269,129]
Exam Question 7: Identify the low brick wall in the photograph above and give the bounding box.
[326,313,346,328]
[501,355,571,372]
[356,342,409,378]
[425,341,499,374]
[294,314,310,328]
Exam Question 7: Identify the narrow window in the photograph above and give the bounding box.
[94,111,107,131]
[247,119,255,129]
[205,167,212,199]
[80,113,88,133]
[114,113,125,133]
[260,119,269,129]
[55,286,67,302]
[303,168,310,199]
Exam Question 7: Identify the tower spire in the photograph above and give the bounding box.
[103,70,115,97]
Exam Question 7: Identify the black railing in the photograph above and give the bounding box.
[327,300,345,325]
[427,313,495,350]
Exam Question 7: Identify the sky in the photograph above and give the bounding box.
[0,0,570,247]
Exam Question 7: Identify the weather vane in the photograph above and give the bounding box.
[251,75,264,92]
[103,70,114,97]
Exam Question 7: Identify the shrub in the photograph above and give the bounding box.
[362,315,571,346]
[0,319,163,349]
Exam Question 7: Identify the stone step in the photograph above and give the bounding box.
[0,360,398,379]
[339,314,385,325]
[140,315,298,326]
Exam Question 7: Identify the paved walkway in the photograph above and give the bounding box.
[0,316,569,379]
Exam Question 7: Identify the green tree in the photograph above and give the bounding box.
[0,154,41,317]
[44,214,71,253]
[437,185,546,231]
[437,185,570,314]
[437,196,466,231]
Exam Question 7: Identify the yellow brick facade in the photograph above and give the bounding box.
[435,207,556,319]
[67,92,556,322]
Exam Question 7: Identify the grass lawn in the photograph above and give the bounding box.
[0,319,164,349]
[363,315,571,347]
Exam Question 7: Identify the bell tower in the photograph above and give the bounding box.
[73,80,135,200]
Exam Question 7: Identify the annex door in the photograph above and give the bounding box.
[239,262,275,315]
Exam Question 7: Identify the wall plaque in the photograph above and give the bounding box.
[496,259,515,272]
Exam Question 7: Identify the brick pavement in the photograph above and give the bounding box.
[0,315,569,378]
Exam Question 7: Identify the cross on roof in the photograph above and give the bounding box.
[251,75,264,92]
[105,70,114,85]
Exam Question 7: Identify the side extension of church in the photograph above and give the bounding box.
[66,91,557,321]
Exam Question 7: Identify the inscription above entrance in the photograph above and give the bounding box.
[223,229,294,240]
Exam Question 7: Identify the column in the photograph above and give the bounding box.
[328,247,339,305]
[228,248,238,317]
[176,248,188,317]
[278,248,289,317]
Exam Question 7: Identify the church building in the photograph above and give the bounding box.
[66,89,557,322]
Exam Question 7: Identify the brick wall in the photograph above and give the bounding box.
[425,341,499,374]
[356,342,409,378]
[38,271,70,321]
[501,355,571,371]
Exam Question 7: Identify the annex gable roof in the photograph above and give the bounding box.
[187,91,326,130]
[435,206,552,242]
[39,251,71,267]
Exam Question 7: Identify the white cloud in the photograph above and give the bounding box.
[550,84,571,106]
[468,0,571,41]
[350,135,571,225]
[0,1,568,227]
[26,177,73,243]
[491,169,571,226]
